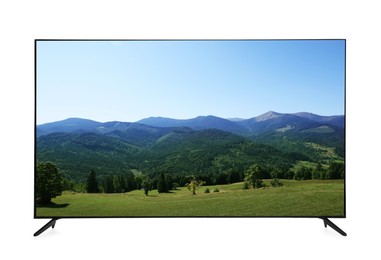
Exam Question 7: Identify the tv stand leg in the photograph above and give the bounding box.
[34,218,59,237]
[321,218,347,236]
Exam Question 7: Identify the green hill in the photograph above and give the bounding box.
[37,129,296,182]
[37,132,141,182]
[36,113,344,184]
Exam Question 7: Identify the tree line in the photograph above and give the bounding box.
[36,161,345,204]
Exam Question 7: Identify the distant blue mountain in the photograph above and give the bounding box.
[36,118,101,137]
[137,111,344,136]
[293,112,344,128]
[37,118,193,147]
[37,111,344,138]
[235,111,324,135]
[137,115,250,135]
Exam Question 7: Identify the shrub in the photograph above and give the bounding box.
[204,188,210,193]
[270,178,283,187]
[213,188,220,192]
[243,182,249,190]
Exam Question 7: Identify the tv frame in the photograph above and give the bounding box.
[34,39,346,236]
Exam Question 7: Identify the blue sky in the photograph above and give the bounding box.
[36,40,345,124]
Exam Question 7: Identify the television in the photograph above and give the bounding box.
[34,39,346,236]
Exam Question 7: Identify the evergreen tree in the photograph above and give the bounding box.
[104,175,115,193]
[327,162,344,179]
[166,174,174,190]
[113,175,122,193]
[36,162,63,204]
[86,170,99,193]
[125,172,137,192]
[119,174,127,192]
[157,172,169,193]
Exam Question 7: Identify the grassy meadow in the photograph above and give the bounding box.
[36,180,344,217]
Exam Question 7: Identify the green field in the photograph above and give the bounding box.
[36,180,344,217]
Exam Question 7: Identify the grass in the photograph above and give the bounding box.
[36,180,344,217]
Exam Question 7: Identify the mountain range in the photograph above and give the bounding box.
[37,111,344,138]
[36,111,344,181]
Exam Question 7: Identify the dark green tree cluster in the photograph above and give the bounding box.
[294,166,312,180]
[103,171,138,193]
[326,162,345,179]
[86,170,99,193]
[293,162,344,180]
[36,162,64,205]
[157,172,169,193]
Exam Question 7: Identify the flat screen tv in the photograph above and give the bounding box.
[34,39,346,236]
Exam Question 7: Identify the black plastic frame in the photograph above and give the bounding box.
[34,39,346,221]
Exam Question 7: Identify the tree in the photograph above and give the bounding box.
[320,170,327,180]
[244,164,264,188]
[104,175,114,193]
[119,174,127,193]
[286,170,295,180]
[227,167,243,183]
[186,176,205,195]
[312,163,323,179]
[125,172,137,191]
[215,172,228,185]
[327,162,344,179]
[36,162,63,204]
[157,172,169,193]
[302,167,312,180]
[141,178,152,196]
[86,170,99,193]
[113,175,122,193]
[134,173,145,190]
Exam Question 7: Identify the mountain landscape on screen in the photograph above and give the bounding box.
[37,111,344,185]
[35,40,345,220]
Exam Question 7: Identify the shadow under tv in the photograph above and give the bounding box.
[34,39,346,237]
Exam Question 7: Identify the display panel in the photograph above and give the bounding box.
[35,40,345,218]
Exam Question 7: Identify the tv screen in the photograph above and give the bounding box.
[35,39,345,219]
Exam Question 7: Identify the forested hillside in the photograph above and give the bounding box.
[37,111,344,186]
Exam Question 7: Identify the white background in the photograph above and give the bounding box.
[1,0,380,259]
